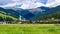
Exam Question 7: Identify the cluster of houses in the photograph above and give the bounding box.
[19,17,60,24]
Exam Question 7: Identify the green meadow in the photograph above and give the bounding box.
[0,24,60,34]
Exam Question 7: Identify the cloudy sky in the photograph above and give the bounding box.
[0,0,60,9]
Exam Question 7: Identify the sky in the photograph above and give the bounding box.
[0,0,60,9]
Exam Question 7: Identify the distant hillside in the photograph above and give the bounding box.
[0,7,19,18]
[39,12,60,20]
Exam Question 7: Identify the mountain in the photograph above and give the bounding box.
[45,6,60,15]
[0,6,60,20]
[39,6,60,20]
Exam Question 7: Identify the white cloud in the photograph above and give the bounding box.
[0,0,60,9]
[14,0,45,9]
[44,0,60,7]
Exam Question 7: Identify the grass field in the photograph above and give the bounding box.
[0,24,60,34]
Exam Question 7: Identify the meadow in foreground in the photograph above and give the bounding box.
[0,24,60,34]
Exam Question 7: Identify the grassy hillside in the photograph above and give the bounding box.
[0,24,60,34]
[0,11,18,23]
